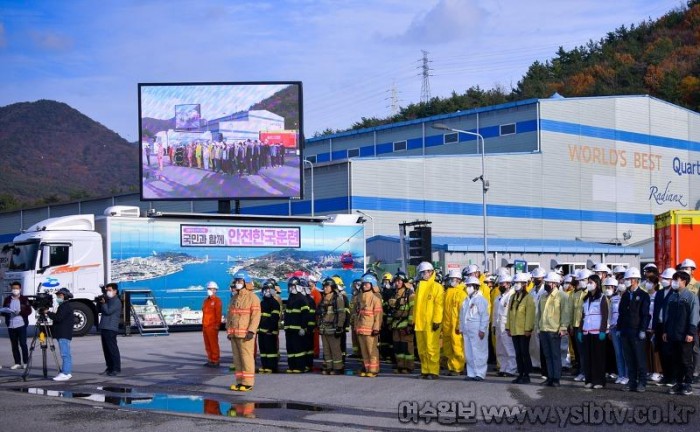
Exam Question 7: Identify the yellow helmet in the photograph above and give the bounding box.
[382,272,393,282]
[332,276,345,287]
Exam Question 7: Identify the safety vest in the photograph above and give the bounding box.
[582,296,603,334]
[608,294,621,329]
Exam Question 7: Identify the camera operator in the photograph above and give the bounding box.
[45,288,74,381]
[2,282,32,369]
[98,283,121,376]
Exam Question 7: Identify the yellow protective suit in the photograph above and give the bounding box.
[442,282,467,373]
[413,272,444,375]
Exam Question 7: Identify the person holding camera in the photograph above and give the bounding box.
[46,288,74,381]
[99,283,122,376]
[2,281,32,369]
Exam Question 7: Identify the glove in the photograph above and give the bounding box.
[227,334,234,341]
[299,328,306,336]
[334,327,343,337]
[371,329,380,336]
[638,331,646,340]
[244,331,254,341]
[598,333,606,341]
[431,323,440,332]
[576,332,583,344]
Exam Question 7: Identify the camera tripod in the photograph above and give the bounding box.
[22,314,61,381]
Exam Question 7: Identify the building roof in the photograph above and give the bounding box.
[369,235,643,255]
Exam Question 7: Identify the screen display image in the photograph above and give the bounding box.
[139,82,303,201]
[174,104,201,130]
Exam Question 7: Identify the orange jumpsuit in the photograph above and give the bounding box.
[202,294,222,364]
[310,286,322,357]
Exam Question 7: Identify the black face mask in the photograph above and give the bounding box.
[498,286,507,294]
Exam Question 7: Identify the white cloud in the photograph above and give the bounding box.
[383,0,487,45]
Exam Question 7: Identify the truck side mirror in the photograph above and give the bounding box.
[40,245,51,270]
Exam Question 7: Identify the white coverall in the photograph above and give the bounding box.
[459,291,490,379]
[559,287,571,368]
[494,289,517,375]
[528,284,544,368]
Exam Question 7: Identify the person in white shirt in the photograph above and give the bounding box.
[494,274,517,377]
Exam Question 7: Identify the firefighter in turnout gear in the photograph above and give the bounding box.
[317,278,347,374]
[355,274,383,377]
[442,269,467,375]
[379,272,396,363]
[300,279,317,372]
[388,271,415,373]
[284,276,310,373]
[414,261,444,379]
[226,271,261,392]
[332,275,351,361]
[349,279,362,358]
[258,280,281,373]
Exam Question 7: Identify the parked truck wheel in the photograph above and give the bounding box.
[72,302,94,336]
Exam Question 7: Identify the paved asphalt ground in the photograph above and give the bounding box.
[1,328,698,431]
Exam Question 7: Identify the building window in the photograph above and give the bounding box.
[444,132,458,144]
[500,123,516,136]
[393,140,407,151]
[348,148,360,158]
[305,156,316,164]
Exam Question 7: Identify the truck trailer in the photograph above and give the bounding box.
[654,209,700,271]
[1,206,365,336]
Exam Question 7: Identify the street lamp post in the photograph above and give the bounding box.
[355,210,375,237]
[303,159,315,216]
[432,123,489,272]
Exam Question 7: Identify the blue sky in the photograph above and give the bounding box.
[0,0,683,141]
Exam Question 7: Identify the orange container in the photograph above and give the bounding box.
[654,210,700,271]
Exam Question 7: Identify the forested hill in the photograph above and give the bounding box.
[318,1,700,136]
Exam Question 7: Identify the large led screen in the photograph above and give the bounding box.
[138,82,303,201]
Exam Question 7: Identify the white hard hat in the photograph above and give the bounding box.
[531,267,546,278]
[613,265,627,274]
[680,258,697,270]
[603,277,619,287]
[660,268,677,279]
[465,276,481,286]
[624,267,641,279]
[466,264,480,275]
[495,267,510,278]
[513,273,530,283]
[563,274,573,284]
[497,274,512,284]
[543,271,561,283]
[447,269,463,280]
[206,281,219,289]
[417,262,434,273]
[592,263,611,274]
[643,263,658,272]
[577,269,593,281]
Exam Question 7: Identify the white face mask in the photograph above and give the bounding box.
[304,287,311,295]
[605,288,614,297]
[207,289,214,297]
[587,283,596,292]
[644,281,653,290]
[624,280,632,289]
[421,271,431,281]
[11,289,20,296]
[106,291,115,299]
[289,286,298,295]
[466,286,475,296]
[661,279,671,288]
[618,284,627,293]
[448,280,458,288]
[263,290,272,298]
[235,283,244,290]
[514,283,523,292]
[671,280,680,290]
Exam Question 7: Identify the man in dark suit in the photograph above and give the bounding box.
[653,268,676,386]
[618,267,651,392]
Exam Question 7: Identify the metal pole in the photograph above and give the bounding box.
[355,210,374,237]
[431,123,488,272]
[480,134,488,273]
[303,159,315,216]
